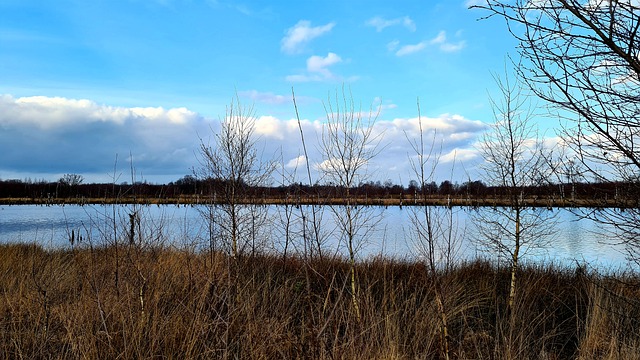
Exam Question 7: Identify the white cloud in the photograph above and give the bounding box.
[393,31,465,56]
[366,16,416,32]
[373,97,397,113]
[286,52,343,82]
[402,17,417,32]
[430,31,447,45]
[440,41,466,53]
[430,30,466,53]
[316,157,369,175]
[387,40,400,51]
[0,95,200,130]
[286,155,307,169]
[395,41,427,56]
[239,90,290,105]
[285,74,321,82]
[131,106,197,125]
[307,52,342,76]
[380,114,486,137]
[464,0,489,7]
[441,148,479,163]
[585,0,640,9]
[281,20,335,54]
[255,115,285,140]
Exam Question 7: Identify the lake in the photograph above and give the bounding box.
[0,204,634,271]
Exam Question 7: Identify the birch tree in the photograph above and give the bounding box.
[319,88,382,320]
[473,73,556,311]
[196,96,274,259]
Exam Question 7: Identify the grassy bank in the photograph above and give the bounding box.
[1,243,639,359]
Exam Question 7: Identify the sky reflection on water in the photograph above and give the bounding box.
[0,204,634,272]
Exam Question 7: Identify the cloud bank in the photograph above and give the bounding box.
[0,94,486,184]
[0,95,208,182]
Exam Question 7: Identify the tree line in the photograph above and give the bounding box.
[0,174,637,204]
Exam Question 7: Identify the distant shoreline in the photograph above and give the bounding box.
[0,196,634,208]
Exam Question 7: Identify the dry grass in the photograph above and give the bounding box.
[0,243,639,359]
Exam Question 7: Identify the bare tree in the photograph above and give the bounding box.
[473,0,640,262]
[59,173,84,187]
[405,99,464,360]
[195,95,274,259]
[473,73,557,311]
[319,88,382,320]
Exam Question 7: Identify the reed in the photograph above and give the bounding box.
[0,242,638,359]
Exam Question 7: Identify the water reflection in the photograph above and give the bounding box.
[0,204,634,270]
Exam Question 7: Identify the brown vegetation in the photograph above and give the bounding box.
[1,242,639,359]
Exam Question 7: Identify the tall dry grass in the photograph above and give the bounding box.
[0,243,639,359]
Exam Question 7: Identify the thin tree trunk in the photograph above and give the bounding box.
[508,208,521,310]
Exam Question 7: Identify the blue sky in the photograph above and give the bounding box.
[0,0,523,185]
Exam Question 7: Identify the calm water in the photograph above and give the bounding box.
[0,204,633,271]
